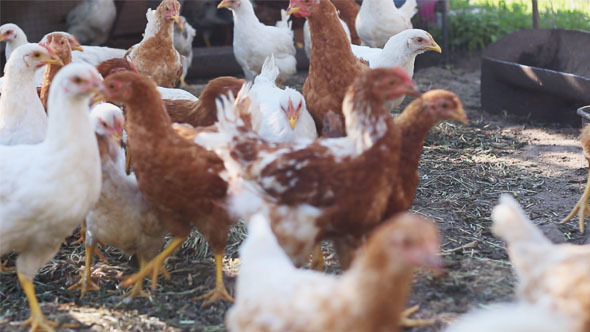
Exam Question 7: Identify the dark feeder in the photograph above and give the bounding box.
[481,29,590,125]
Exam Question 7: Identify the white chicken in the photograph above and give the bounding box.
[68,103,167,298]
[443,302,575,332]
[173,16,197,87]
[72,45,126,67]
[218,0,297,83]
[0,23,28,61]
[303,17,351,60]
[351,29,441,109]
[0,43,63,145]
[491,195,590,332]
[66,0,117,46]
[356,0,418,48]
[0,63,102,331]
[242,55,317,143]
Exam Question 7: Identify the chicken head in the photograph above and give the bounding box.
[91,103,124,138]
[280,97,303,130]
[420,89,468,124]
[158,0,181,23]
[365,213,441,271]
[59,63,103,97]
[23,43,64,68]
[40,33,73,62]
[287,0,320,18]
[97,58,139,78]
[407,30,442,54]
[0,24,18,42]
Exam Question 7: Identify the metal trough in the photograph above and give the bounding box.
[481,29,590,125]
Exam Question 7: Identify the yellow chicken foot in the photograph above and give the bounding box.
[309,243,325,271]
[122,256,151,298]
[0,260,15,273]
[193,253,234,307]
[121,237,184,291]
[399,305,435,327]
[561,166,590,233]
[18,272,58,332]
[70,222,109,263]
[68,244,100,298]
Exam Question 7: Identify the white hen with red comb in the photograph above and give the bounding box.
[242,55,316,143]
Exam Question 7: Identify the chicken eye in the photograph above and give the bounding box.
[165,6,170,10]
[33,52,40,58]
[6,30,12,35]
[109,83,116,89]
[73,76,83,84]
[417,37,424,43]
[442,102,448,109]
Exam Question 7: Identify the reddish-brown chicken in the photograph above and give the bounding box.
[38,33,73,110]
[164,76,244,127]
[288,0,368,136]
[101,71,235,306]
[333,0,361,45]
[127,0,183,88]
[226,212,441,332]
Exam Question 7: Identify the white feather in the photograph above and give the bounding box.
[355,0,417,48]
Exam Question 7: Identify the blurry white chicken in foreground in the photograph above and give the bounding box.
[491,195,590,332]
[69,103,167,298]
[173,16,196,87]
[242,55,317,143]
[444,302,575,332]
[303,17,350,60]
[0,23,28,61]
[0,63,102,331]
[218,0,297,83]
[226,212,441,332]
[66,0,117,46]
[0,43,63,145]
[356,0,418,48]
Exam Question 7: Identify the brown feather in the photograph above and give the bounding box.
[333,0,361,45]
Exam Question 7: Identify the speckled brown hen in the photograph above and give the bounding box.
[288,0,369,136]
[226,212,441,332]
[333,0,361,45]
[127,0,183,88]
[101,71,235,306]
[198,68,418,268]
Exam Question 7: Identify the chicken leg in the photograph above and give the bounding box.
[309,243,325,271]
[120,237,184,291]
[0,259,15,273]
[18,272,58,332]
[561,164,590,233]
[68,243,100,298]
[399,305,435,327]
[122,255,151,298]
[69,221,109,263]
[193,253,234,307]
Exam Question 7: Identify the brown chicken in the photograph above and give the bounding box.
[101,71,235,306]
[38,33,74,110]
[164,76,244,127]
[288,0,368,136]
[333,0,361,45]
[201,68,418,268]
[127,0,183,88]
[492,195,590,332]
[561,125,590,233]
[226,212,441,332]
[384,89,468,218]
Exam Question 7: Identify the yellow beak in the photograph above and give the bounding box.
[90,93,106,106]
[288,116,298,130]
[217,1,230,9]
[424,41,442,53]
[452,105,469,124]
[72,45,84,52]
[43,55,64,66]
[171,14,180,23]
[111,133,123,147]
[287,7,300,16]
[0,36,6,42]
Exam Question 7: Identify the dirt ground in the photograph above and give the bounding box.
[1,57,589,331]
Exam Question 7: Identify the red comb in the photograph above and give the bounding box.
[39,42,56,56]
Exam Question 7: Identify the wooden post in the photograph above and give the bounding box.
[441,0,449,65]
[532,0,539,29]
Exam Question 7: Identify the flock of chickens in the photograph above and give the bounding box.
[0,0,589,331]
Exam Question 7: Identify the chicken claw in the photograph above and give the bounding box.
[399,305,435,327]
[18,272,58,332]
[193,253,234,307]
[560,166,590,233]
[122,256,151,298]
[121,237,184,291]
[68,244,100,298]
